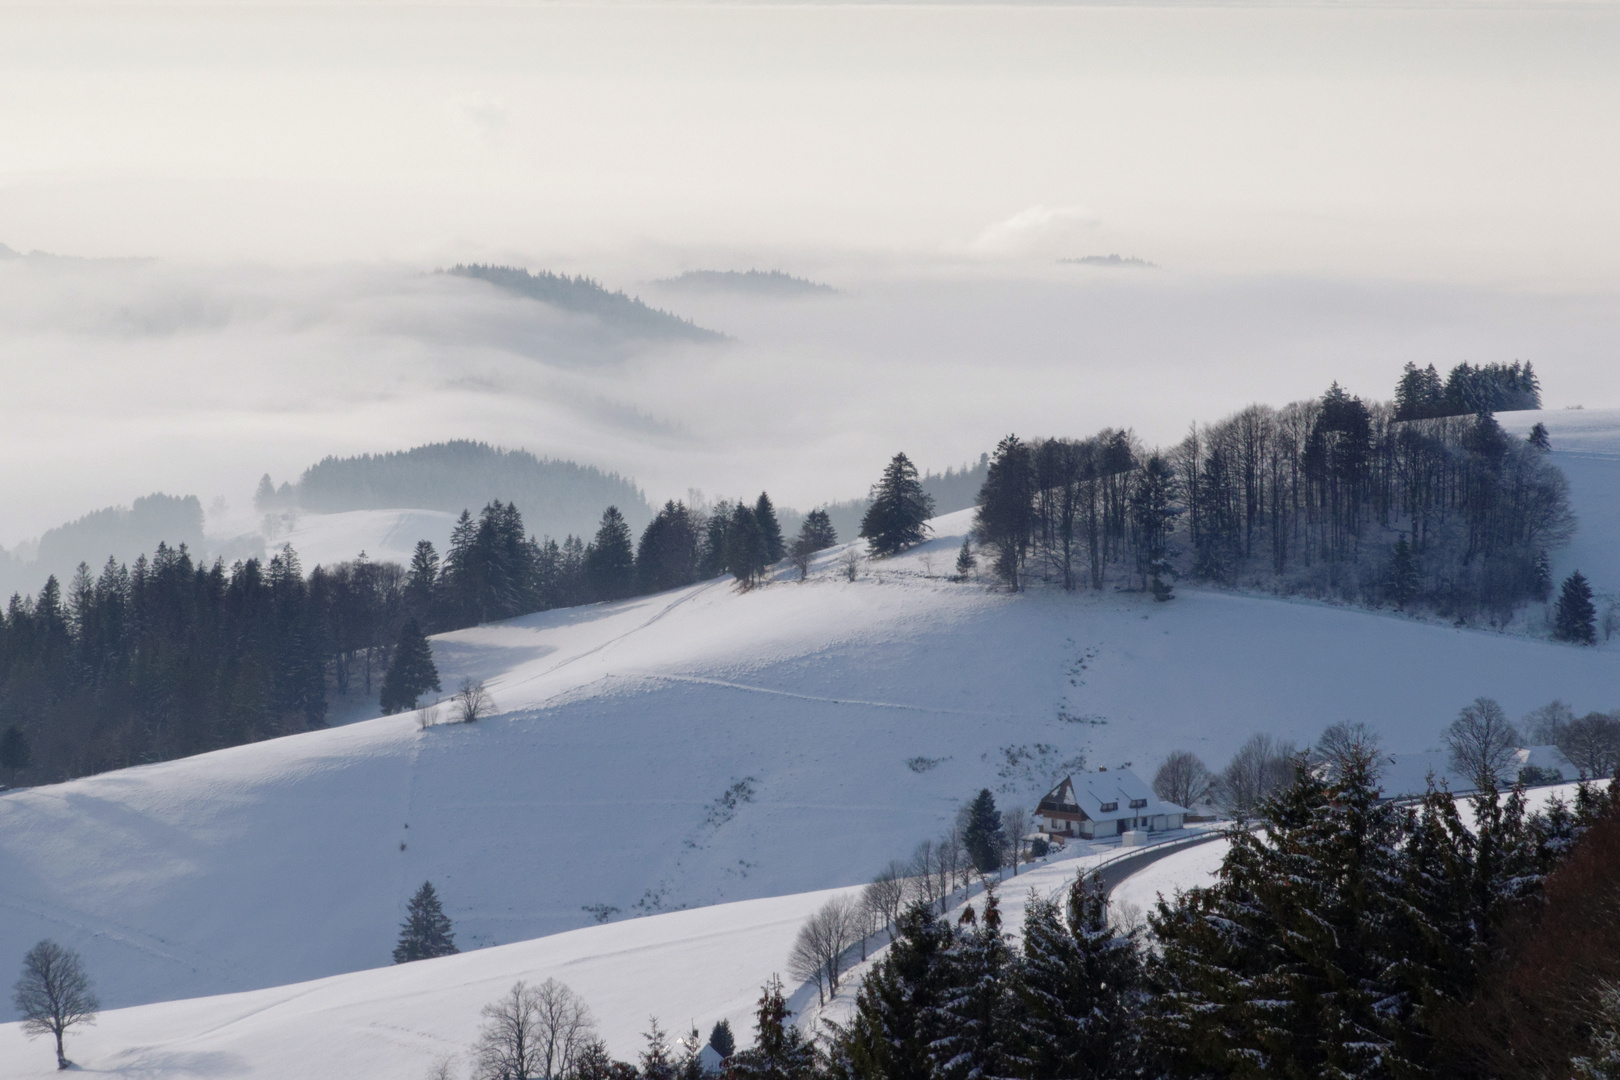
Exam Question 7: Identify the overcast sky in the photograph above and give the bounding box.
[1,2,1617,546]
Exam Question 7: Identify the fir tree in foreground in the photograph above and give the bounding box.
[1554,570,1597,644]
[380,618,441,715]
[731,975,817,1080]
[393,880,458,963]
[860,452,934,557]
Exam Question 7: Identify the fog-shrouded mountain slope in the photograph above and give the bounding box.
[2,499,1616,1020]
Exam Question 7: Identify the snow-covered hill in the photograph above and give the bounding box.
[3,503,1617,1020]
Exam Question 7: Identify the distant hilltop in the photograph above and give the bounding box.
[653,269,836,296]
[1059,254,1158,269]
[444,264,725,342]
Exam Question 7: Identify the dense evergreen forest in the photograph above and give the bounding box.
[257,440,654,541]
[446,264,724,341]
[0,491,840,784]
[974,362,1571,622]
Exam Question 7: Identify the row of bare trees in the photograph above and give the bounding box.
[787,800,1040,1007]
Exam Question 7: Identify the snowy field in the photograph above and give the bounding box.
[0,836,1192,1079]
[0,408,1615,1076]
[2,502,1617,1017]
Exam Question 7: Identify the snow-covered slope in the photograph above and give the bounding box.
[1500,407,1620,600]
[0,885,860,1080]
[0,840,1157,1079]
[3,505,1615,1017]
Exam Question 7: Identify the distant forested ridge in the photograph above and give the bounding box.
[0,493,204,600]
[653,269,836,296]
[445,264,724,341]
[260,441,653,540]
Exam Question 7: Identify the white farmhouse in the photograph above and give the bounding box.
[1035,767,1187,840]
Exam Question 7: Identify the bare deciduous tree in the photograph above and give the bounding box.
[787,896,860,1006]
[1153,750,1215,810]
[862,862,908,942]
[1314,722,1385,783]
[840,547,861,583]
[1217,734,1279,815]
[1523,700,1576,746]
[908,839,940,912]
[1000,806,1030,875]
[12,939,99,1071]
[473,978,594,1080]
[1558,712,1620,779]
[1445,697,1522,791]
[454,678,494,724]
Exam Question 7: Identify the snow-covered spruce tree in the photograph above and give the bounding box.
[973,436,1034,589]
[860,452,935,557]
[829,902,954,1080]
[380,618,441,715]
[393,880,458,963]
[1008,876,1149,1080]
[1554,570,1598,644]
[730,975,817,1080]
[962,789,1004,875]
[1149,749,1413,1078]
[636,501,702,595]
[929,888,1015,1080]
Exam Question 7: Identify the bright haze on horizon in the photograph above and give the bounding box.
[1,0,1617,546]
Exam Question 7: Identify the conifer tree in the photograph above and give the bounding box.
[755,493,785,564]
[860,453,935,557]
[931,885,1014,1080]
[380,618,441,714]
[974,437,1035,588]
[962,789,1004,874]
[1129,452,1178,600]
[1150,749,1412,1076]
[585,506,637,602]
[636,501,701,595]
[1010,876,1148,1080]
[724,504,770,588]
[730,976,816,1080]
[798,509,838,553]
[1390,533,1420,610]
[393,880,458,963]
[0,724,31,776]
[833,902,953,1080]
[405,540,440,625]
[1527,421,1551,451]
[708,1019,736,1059]
[1554,570,1597,644]
[954,537,976,580]
[640,1018,678,1080]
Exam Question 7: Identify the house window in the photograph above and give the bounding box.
[1129,798,1147,809]
[1099,801,1118,813]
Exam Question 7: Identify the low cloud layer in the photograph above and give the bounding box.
[2,253,1618,555]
